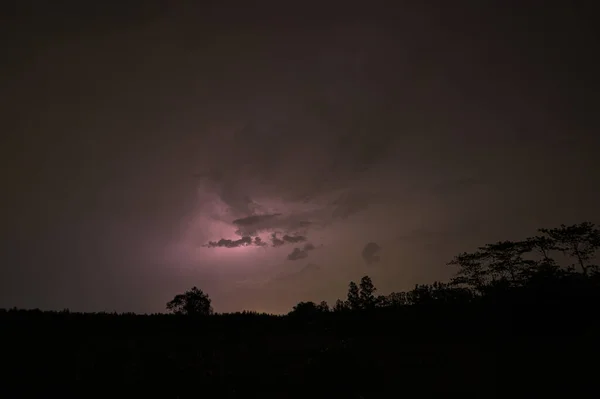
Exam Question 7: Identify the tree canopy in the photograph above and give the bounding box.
[166,286,213,316]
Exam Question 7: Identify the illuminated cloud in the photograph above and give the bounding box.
[254,237,267,247]
[270,233,285,247]
[205,236,253,248]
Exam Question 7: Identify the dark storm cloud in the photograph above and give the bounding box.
[286,242,317,261]
[282,234,307,243]
[233,213,283,236]
[205,234,282,249]
[295,263,321,277]
[287,248,308,261]
[270,234,285,247]
[205,236,253,248]
[303,243,316,251]
[362,242,381,264]
[254,237,267,247]
[270,233,309,247]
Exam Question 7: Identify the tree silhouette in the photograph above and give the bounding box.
[347,281,361,310]
[407,284,434,305]
[317,301,330,312]
[333,299,349,312]
[289,301,330,320]
[290,301,317,315]
[526,235,559,274]
[539,222,600,275]
[166,286,213,316]
[386,291,409,307]
[359,276,377,308]
[375,295,389,307]
[448,251,488,292]
[477,240,535,285]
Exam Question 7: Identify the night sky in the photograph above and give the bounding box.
[1,1,598,314]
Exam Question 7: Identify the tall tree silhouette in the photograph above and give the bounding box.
[359,276,377,308]
[333,299,349,312]
[347,281,361,310]
[539,222,600,275]
[166,287,213,316]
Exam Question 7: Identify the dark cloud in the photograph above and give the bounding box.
[287,248,309,261]
[205,236,253,248]
[286,242,317,261]
[282,234,307,243]
[361,242,381,264]
[254,237,267,247]
[303,242,315,251]
[204,232,309,250]
[296,263,321,276]
[270,233,285,247]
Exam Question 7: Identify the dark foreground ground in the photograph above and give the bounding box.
[1,299,598,398]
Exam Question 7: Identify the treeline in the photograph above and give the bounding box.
[289,222,600,317]
[2,222,599,320]
[2,222,599,396]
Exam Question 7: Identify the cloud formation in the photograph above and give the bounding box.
[205,236,253,248]
[270,233,285,247]
[282,234,307,243]
[287,248,308,261]
[361,242,381,264]
[204,231,311,253]
[232,213,282,234]
[254,237,267,247]
[303,243,316,251]
[231,211,314,237]
[287,242,317,261]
